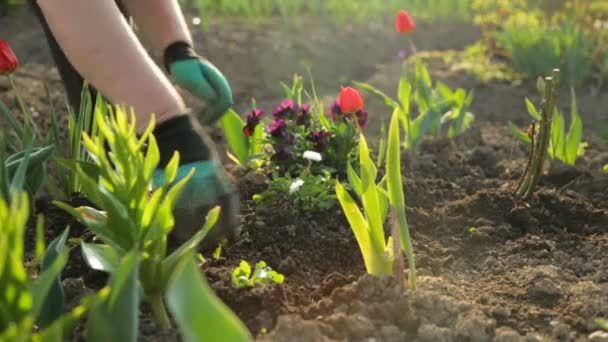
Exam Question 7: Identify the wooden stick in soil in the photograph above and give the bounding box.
[515,122,536,194]
[515,69,560,200]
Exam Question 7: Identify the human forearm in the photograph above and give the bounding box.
[123,0,193,53]
[36,0,185,130]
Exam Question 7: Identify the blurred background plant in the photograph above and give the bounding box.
[188,0,472,26]
[510,88,587,166]
[473,0,608,88]
[0,0,19,16]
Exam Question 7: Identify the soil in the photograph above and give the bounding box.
[2,6,608,342]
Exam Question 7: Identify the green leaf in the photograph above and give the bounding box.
[232,260,253,288]
[166,253,251,342]
[352,81,400,109]
[386,109,416,288]
[30,249,69,323]
[409,109,436,153]
[53,202,121,252]
[335,180,374,270]
[220,109,250,165]
[9,140,34,193]
[565,89,583,165]
[346,161,362,197]
[38,227,70,328]
[162,207,220,287]
[397,68,412,113]
[81,242,120,273]
[377,185,389,224]
[358,134,384,247]
[143,133,160,181]
[386,110,405,211]
[249,124,265,156]
[509,122,532,144]
[550,109,565,160]
[436,81,454,99]
[87,251,140,342]
[525,98,541,121]
[162,153,180,185]
[376,120,387,168]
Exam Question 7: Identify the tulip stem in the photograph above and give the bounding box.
[150,295,172,330]
[407,38,418,55]
[8,74,41,139]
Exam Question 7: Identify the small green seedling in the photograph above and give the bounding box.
[232,260,285,288]
[510,87,586,165]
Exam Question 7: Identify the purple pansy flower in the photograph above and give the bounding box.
[356,109,368,129]
[329,99,342,120]
[272,99,298,119]
[296,103,311,126]
[243,109,264,137]
[310,130,330,152]
[272,143,292,161]
[268,119,287,137]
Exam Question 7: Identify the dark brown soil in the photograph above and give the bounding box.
[3,6,608,342]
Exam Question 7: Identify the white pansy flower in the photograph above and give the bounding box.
[303,150,322,162]
[289,179,304,194]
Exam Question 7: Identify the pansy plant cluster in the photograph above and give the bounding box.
[221,77,368,211]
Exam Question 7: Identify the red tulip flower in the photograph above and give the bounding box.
[339,87,364,114]
[0,41,19,75]
[395,10,415,34]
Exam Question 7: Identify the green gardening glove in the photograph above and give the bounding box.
[164,41,234,125]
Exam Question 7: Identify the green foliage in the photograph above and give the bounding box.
[336,107,416,286]
[0,191,87,340]
[0,0,19,15]
[194,0,472,25]
[225,75,363,213]
[385,108,416,289]
[253,172,335,212]
[0,78,100,200]
[231,260,285,288]
[50,85,102,199]
[473,0,607,87]
[86,252,140,342]
[167,253,251,342]
[416,42,520,84]
[220,109,263,168]
[356,59,475,155]
[54,105,249,339]
[597,317,608,331]
[494,15,594,86]
[510,88,586,165]
[335,133,393,276]
[0,137,54,204]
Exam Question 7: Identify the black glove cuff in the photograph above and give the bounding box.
[163,41,198,73]
[153,114,214,168]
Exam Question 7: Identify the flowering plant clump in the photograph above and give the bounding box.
[221,76,369,211]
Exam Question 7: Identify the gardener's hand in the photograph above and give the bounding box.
[152,114,240,250]
[164,41,233,125]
